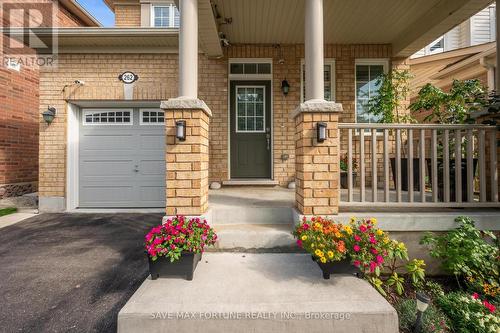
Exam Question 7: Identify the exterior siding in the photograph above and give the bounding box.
[38,44,407,207]
[115,4,141,27]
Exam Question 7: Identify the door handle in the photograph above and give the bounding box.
[134,165,139,172]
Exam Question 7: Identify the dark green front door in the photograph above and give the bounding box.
[230,81,272,178]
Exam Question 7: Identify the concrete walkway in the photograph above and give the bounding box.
[0,212,37,229]
[118,253,398,333]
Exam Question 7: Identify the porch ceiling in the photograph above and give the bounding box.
[213,0,493,57]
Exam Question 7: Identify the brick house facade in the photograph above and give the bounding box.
[0,0,99,199]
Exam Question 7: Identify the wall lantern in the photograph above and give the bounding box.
[281,79,290,96]
[42,106,57,125]
[413,292,430,333]
[176,120,186,142]
[317,122,327,143]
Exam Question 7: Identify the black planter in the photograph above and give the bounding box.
[390,158,429,191]
[340,171,357,189]
[312,256,361,280]
[436,158,478,202]
[147,252,202,281]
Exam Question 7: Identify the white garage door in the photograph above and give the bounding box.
[79,108,165,208]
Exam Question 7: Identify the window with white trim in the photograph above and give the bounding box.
[355,60,388,124]
[152,4,179,28]
[141,109,164,125]
[83,110,132,125]
[301,59,335,102]
[236,86,265,132]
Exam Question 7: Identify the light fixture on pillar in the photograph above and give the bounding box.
[281,79,290,96]
[413,292,430,333]
[176,120,186,142]
[317,122,327,143]
[42,106,57,125]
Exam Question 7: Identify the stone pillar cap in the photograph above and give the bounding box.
[291,99,343,119]
[161,97,212,117]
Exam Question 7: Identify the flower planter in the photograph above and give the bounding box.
[436,158,478,202]
[312,256,361,280]
[390,158,430,191]
[148,252,202,281]
[340,171,357,189]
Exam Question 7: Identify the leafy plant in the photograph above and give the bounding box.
[410,79,487,124]
[420,216,499,297]
[436,292,499,333]
[340,154,357,172]
[293,217,347,263]
[367,69,415,123]
[395,298,451,333]
[0,207,17,217]
[145,216,217,262]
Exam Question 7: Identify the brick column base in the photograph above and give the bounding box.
[162,98,212,217]
[293,100,342,216]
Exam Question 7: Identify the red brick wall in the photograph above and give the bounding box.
[0,1,91,197]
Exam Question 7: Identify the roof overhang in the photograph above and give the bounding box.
[431,44,496,79]
[5,28,179,54]
[59,0,101,27]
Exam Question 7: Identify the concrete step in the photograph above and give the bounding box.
[118,253,398,333]
[211,224,297,251]
[222,179,279,186]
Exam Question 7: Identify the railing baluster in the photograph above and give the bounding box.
[431,129,438,202]
[444,130,450,203]
[348,129,353,202]
[420,129,426,202]
[408,129,413,203]
[490,129,498,202]
[478,129,486,202]
[384,129,389,202]
[360,129,365,202]
[396,129,401,202]
[466,130,474,202]
[372,129,377,202]
[455,130,462,203]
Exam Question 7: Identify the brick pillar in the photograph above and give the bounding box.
[293,101,342,216]
[162,98,212,217]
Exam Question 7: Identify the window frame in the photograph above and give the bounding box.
[234,85,266,133]
[300,58,336,102]
[140,108,165,125]
[354,58,389,127]
[150,4,179,28]
[82,109,134,126]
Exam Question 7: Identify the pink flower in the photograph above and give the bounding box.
[376,255,384,264]
[472,292,480,300]
[353,260,361,267]
[359,225,367,233]
[296,239,303,247]
[353,245,361,252]
[369,261,377,273]
[369,237,377,244]
[303,224,310,230]
[370,248,378,255]
[354,235,361,242]
[483,301,496,313]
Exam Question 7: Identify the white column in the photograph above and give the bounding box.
[179,0,198,99]
[496,1,500,90]
[305,0,324,101]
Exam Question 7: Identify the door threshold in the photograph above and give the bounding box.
[222,179,279,186]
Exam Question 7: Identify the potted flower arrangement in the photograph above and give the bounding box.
[293,217,356,279]
[144,216,217,281]
[340,154,357,189]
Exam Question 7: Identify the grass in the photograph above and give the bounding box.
[0,207,17,217]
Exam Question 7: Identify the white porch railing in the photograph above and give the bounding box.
[338,124,499,208]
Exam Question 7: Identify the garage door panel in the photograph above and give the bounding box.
[79,108,165,208]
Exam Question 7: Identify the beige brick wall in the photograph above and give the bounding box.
[115,4,141,27]
[295,112,339,215]
[38,44,405,204]
[165,109,210,215]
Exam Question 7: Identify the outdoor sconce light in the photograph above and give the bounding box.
[42,106,57,125]
[413,292,430,333]
[176,120,186,142]
[281,79,290,96]
[317,122,327,143]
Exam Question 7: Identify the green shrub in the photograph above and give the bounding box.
[436,292,499,333]
[395,298,450,333]
[0,207,17,217]
[420,216,499,297]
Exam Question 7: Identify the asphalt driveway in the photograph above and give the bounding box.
[0,213,163,333]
